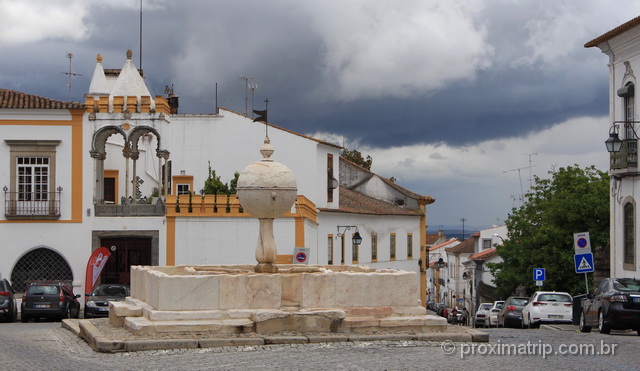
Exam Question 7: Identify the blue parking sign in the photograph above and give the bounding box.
[533,268,545,281]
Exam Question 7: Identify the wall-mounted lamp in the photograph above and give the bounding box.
[462,271,468,280]
[337,226,362,246]
[605,124,623,153]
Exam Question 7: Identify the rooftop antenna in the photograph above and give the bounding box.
[460,218,467,240]
[139,0,143,70]
[239,74,255,116]
[522,153,538,188]
[61,52,81,101]
[503,166,529,203]
[249,83,258,114]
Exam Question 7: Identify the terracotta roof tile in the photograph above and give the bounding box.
[319,187,425,216]
[0,88,84,109]
[426,233,441,245]
[585,16,640,48]
[445,238,475,254]
[428,238,459,251]
[470,248,498,261]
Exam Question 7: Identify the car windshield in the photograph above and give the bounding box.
[613,278,640,292]
[510,298,527,306]
[538,294,571,302]
[93,285,127,296]
[27,285,58,295]
[480,304,491,310]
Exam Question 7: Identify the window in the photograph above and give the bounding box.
[172,175,193,196]
[327,154,335,202]
[624,202,635,267]
[390,233,396,260]
[328,235,334,265]
[407,234,413,259]
[352,234,359,263]
[177,183,190,195]
[371,233,378,261]
[483,239,493,249]
[5,140,60,219]
[17,157,49,201]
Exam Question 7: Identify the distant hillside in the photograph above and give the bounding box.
[426,225,489,241]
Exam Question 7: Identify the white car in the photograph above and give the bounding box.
[488,300,505,327]
[474,302,492,328]
[522,291,573,329]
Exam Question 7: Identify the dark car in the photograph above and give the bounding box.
[497,296,528,328]
[84,284,129,318]
[580,277,640,335]
[0,278,17,322]
[21,282,81,322]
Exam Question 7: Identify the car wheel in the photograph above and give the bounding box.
[579,311,591,333]
[598,310,611,334]
[61,305,70,320]
[529,315,539,329]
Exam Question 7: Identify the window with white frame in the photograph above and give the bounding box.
[176,183,190,195]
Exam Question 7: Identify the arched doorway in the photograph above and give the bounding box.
[11,247,73,292]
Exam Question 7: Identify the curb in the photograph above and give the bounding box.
[73,320,489,353]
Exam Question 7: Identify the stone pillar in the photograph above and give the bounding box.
[255,218,278,273]
[90,150,106,204]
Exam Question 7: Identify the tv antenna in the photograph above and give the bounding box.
[249,83,258,114]
[61,52,82,101]
[523,153,538,188]
[239,74,255,116]
[503,166,531,204]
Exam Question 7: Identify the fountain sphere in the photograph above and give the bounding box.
[236,136,297,272]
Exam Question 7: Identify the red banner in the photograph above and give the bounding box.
[84,247,111,300]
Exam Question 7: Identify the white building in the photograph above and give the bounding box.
[0,51,435,305]
[586,16,640,278]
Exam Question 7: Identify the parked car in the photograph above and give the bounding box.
[0,278,17,322]
[474,302,492,328]
[84,284,129,318]
[488,300,505,327]
[522,291,573,329]
[434,303,446,316]
[21,281,81,322]
[579,277,640,335]
[497,296,528,328]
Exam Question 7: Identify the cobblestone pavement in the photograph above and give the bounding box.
[1,321,639,370]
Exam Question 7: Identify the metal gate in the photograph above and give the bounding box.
[99,237,151,284]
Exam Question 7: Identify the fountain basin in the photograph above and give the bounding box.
[110,265,446,335]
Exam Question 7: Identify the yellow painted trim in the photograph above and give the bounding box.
[295,217,305,247]
[71,110,83,221]
[104,169,119,204]
[328,234,334,265]
[0,109,84,223]
[390,233,397,261]
[275,255,293,264]
[419,206,427,307]
[352,235,359,263]
[166,216,176,266]
[371,233,378,262]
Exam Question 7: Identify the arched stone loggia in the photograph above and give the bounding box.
[91,126,127,204]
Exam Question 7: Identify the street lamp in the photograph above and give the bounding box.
[492,233,505,243]
[336,226,362,246]
[605,124,623,153]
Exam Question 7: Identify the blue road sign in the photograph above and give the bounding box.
[533,268,545,281]
[575,253,594,273]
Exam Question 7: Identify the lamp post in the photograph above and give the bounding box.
[605,124,623,153]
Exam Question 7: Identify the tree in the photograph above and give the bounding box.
[203,162,229,195]
[342,148,372,170]
[488,165,609,298]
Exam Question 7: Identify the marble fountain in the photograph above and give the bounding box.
[103,137,448,338]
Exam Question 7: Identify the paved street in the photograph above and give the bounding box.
[1,321,639,370]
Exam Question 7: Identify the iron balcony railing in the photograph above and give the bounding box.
[610,139,638,169]
[4,187,61,219]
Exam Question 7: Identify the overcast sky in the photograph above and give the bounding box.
[0,0,636,229]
